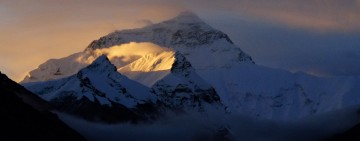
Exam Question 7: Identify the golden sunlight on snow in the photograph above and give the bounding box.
[98,42,172,61]
[96,42,176,72]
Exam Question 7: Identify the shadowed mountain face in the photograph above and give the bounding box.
[152,52,224,113]
[0,72,86,141]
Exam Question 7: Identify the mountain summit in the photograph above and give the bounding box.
[86,11,237,50]
[86,12,254,68]
[84,55,116,72]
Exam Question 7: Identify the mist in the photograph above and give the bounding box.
[57,105,360,141]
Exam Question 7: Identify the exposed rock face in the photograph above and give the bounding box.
[152,52,224,113]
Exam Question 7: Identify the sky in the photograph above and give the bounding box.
[1,0,360,81]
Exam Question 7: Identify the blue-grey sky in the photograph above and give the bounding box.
[1,0,360,81]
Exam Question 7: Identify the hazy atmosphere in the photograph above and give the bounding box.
[1,0,360,81]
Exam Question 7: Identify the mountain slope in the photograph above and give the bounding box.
[0,72,86,141]
[197,64,360,120]
[22,52,95,83]
[24,55,161,123]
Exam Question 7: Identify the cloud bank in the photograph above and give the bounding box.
[58,106,360,141]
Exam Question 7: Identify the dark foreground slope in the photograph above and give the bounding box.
[0,72,86,141]
[324,123,360,141]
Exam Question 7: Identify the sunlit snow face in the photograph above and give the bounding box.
[97,42,171,61]
[94,42,176,72]
[72,42,176,72]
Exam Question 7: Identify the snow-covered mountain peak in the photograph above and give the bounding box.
[84,55,116,73]
[85,11,238,50]
[23,12,254,83]
[81,11,254,71]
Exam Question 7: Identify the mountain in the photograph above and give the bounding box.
[21,12,360,120]
[0,72,86,140]
[152,52,224,113]
[21,11,253,83]
[24,55,161,123]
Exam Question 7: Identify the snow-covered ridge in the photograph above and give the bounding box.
[117,50,176,87]
[24,55,156,107]
[22,52,96,83]
[118,51,175,72]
